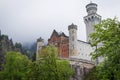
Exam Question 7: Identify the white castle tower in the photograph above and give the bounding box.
[68,23,78,57]
[36,37,44,60]
[84,2,101,42]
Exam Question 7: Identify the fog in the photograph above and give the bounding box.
[0,0,120,44]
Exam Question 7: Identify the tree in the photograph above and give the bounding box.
[27,45,73,80]
[85,67,97,80]
[90,18,120,80]
[0,51,31,80]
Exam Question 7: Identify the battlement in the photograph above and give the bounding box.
[68,23,77,30]
[37,37,44,42]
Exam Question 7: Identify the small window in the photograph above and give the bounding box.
[92,16,94,19]
[88,17,91,21]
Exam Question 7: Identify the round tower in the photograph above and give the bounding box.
[86,2,97,14]
[36,37,44,60]
[84,2,101,42]
[68,23,78,57]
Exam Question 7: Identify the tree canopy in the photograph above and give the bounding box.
[90,18,120,80]
[28,45,73,80]
[0,45,73,80]
[0,51,31,80]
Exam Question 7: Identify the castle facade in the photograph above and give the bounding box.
[36,2,102,80]
[37,2,101,60]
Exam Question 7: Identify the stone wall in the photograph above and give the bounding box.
[77,40,95,61]
[70,58,95,80]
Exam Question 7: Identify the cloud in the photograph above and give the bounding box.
[0,0,120,43]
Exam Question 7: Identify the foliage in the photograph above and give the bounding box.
[31,52,36,61]
[27,45,73,80]
[15,43,22,48]
[0,35,8,41]
[22,42,37,60]
[0,51,31,80]
[0,45,73,80]
[90,18,120,80]
[85,67,98,80]
[14,42,23,52]
[56,60,73,80]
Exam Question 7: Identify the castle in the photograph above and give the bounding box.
[36,2,101,61]
[36,2,102,80]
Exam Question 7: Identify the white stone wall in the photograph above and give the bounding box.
[84,14,101,42]
[36,41,44,60]
[77,40,95,61]
[69,26,78,56]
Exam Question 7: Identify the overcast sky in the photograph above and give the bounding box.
[0,0,120,44]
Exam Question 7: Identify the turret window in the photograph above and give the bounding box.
[88,17,91,21]
[92,16,94,19]
[85,19,87,22]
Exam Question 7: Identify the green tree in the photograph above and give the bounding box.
[0,51,31,80]
[27,45,73,80]
[14,42,23,53]
[85,67,97,80]
[90,18,120,80]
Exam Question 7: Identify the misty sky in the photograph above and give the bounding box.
[0,0,120,44]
